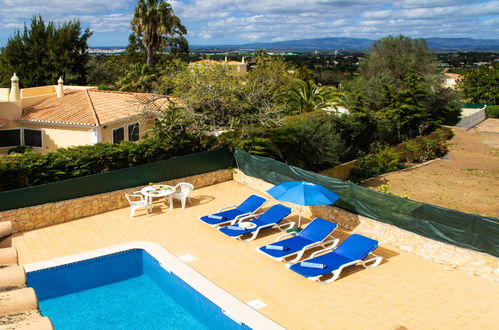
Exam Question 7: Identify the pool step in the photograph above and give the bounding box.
[3,316,53,330]
[0,310,53,329]
[0,222,13,248]
[0,265,26,291]
[0,247,19,266]
[0,310,40,326]
[0,288,38,317]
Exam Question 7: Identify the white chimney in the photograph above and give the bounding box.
[9,73,20,102]
[56,77,64,98]
[224,56,227,62]
[242,57,245,64]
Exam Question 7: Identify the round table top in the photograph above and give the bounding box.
[140,185,175,197]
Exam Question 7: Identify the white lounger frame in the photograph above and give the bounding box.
[199,197,268,227]
[256,231,340,263]
[286,245,383,284]
[219,212,295,242]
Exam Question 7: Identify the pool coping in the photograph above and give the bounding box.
[24,241,285,330]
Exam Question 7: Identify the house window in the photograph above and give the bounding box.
[0,129,21,147]
[24,129,42,148]
[128,122,140,141]
[113,127,125,144]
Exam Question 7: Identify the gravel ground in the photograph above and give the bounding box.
[364,122,499,218]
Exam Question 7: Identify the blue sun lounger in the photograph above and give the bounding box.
[218,204,294,241]
[287,234,382,284]
[256,218,339,263]
[199,194,268,227]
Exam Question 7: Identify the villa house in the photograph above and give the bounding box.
[444,72,462,88]
[189,57,248,74]
[0,74,171,154]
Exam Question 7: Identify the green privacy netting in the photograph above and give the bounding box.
[235,150,499,257]
[0,148,234,211]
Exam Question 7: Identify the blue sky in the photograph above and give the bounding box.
[0,0,498,47]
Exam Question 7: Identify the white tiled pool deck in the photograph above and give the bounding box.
[13,181,499,329]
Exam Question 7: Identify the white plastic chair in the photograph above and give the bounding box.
[125,191,148,217]
[171,182,194,209]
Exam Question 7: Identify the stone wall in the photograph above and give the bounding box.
[233,170,499,282]
[0,169,232,232]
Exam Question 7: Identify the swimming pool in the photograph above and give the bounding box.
[25,242,283,330]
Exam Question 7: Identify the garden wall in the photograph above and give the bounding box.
[233,170,498,281]
[0,169,232,232]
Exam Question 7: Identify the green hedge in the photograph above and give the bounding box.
[0,148,234,211]
[349,127,453,182]
[486,105,499,118]
[0,136,209,191]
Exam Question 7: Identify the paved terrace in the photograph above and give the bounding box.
[12,181,499,329]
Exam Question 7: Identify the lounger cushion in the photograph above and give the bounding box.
[199,209,243,225]
[258,236,313,258]
[219,223,254,237]
[289,253,354,278]
[333,234,379,261]
[218,204,292,238]
[199,194,267,225]
[237,195,268,214]
[289,234,380,278]
[299,218,337,242]
[257,218,337,260]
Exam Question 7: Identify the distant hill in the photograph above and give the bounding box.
[190,37,499,51]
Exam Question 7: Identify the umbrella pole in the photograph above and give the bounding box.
[298,205,302,228]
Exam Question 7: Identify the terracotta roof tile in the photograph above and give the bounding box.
[17,89,173,126]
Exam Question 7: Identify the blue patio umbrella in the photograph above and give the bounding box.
[266,181,340,227]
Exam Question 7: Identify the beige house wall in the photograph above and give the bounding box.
[0,121,93,154]
[101,118,155,144]
[0,101,22,120]
[20,86,55,98]
[0,88,9,102]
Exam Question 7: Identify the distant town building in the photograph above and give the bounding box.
[444,72,462,88]
[189,57,248,74]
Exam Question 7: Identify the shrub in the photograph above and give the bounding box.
[0,136,206,191]
[349,126,453,182]
[397,127,452,163]
[349,147,402,182]
[7,145,34,154]
[486,105,499,118]
[217,113,346,172]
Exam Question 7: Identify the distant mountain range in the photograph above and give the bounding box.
[189,37,499,51]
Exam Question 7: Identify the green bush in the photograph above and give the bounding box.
[7,145,34,154]
[349,147,402,182]
[349,126,453,182]
[0,136,205,191]
[218,113,347,172]
[397,127,453,163]
[486,105,499,118]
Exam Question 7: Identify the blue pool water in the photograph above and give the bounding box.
[27,249,250,330]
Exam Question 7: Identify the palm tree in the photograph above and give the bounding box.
[286,80,341,114]
[118,63,157,92]
[131,0,187,65]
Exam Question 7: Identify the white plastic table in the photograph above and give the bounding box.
[140,185,175,213]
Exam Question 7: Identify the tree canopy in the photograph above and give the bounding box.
[345,35,461,137]
[0,16,92,87]
[457,63,499,104]
[131,0,188,65]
